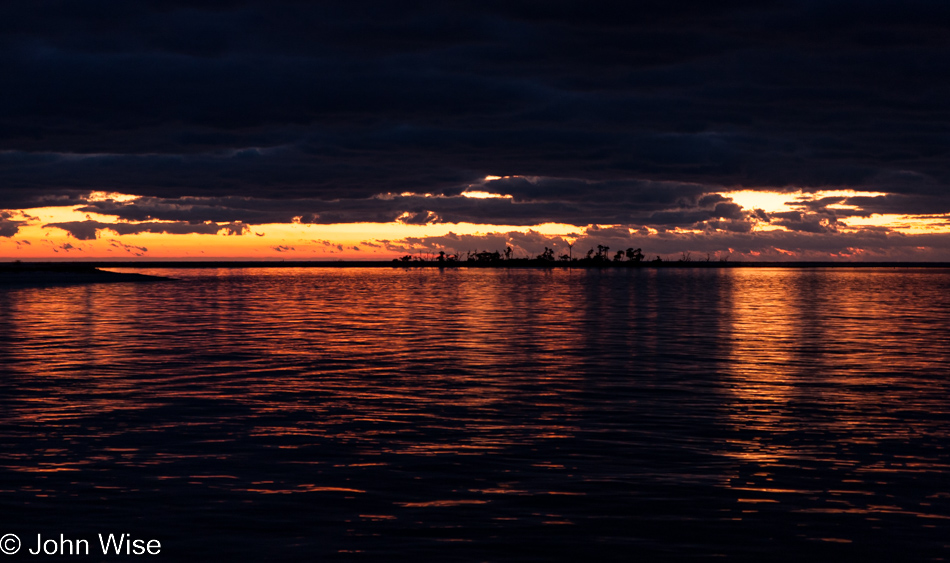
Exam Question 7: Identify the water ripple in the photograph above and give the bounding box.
[1,267,949,561]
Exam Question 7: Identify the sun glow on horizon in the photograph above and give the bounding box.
[721,189,950,235]
[460,191,512,199]
[86,191,141,203]
[3,187,950,261]
[0,202,585,260]
[721,189,890,214]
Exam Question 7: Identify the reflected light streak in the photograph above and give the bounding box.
[714,268,950,524]
[1,268,950,553]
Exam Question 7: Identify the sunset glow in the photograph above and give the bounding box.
[4,188,950,260]
[0,199,591,260]
[721,189,890,214]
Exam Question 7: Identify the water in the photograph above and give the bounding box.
[1,267,949,561]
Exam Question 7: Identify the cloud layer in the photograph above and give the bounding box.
[2,1,950,255]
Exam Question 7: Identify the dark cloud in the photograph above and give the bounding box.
[0,211,28,237]
[46,220,100,241]
[843,194,947,216]
[44,219,250,240]
[66,182,768,229]
[0,222,20,238]
[108,239,148,256]
[1,0,949,238]
[769,211,839,233]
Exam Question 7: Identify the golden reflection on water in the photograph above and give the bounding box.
[717,268,950,528]
[2,267,950,557]
[1,269,591,464]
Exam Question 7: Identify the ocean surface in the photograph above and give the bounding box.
[1,267,949,561]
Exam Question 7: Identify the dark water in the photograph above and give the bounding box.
[1,267,949,561]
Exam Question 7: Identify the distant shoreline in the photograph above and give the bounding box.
[0,264,167,287]
[4,261,950,270]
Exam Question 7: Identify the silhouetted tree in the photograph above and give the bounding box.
[613,250,625,262]
[474,250,501,262]
[625,248,644,262]
[538,247,555,261]
[504,246,513,260]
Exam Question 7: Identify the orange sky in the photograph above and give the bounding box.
[0,200,580,260]
[3,189,950,261]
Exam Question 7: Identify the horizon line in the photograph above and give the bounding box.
[5,260,950,269]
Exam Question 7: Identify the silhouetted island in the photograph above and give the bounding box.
[6,256,950,272]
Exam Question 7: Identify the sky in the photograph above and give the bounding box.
[2,0,950,261]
